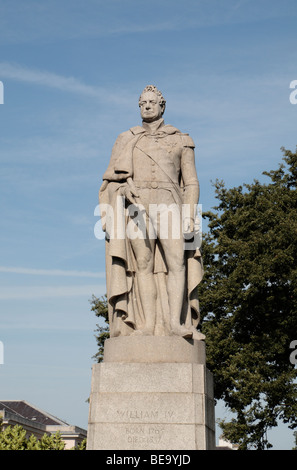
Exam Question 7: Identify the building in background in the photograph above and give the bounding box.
[0,400,86,449]
[216,436,239,450]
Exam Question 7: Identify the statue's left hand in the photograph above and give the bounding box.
[124,177,140,204]
[183,217,194,235]
[127,178,140,199]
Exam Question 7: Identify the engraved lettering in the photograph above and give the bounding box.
[116,409,159,420]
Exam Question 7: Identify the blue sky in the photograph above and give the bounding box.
[0,0,296,449]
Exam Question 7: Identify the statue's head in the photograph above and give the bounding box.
[139,85,166,123]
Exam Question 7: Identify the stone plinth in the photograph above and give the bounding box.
[87,336,215,450]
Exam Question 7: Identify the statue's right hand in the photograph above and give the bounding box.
[122,186,138,205]
[100,180,108,192]
[127,177,140,199]
[120,179,140,205]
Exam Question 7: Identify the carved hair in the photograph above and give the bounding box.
[139,85,166,112]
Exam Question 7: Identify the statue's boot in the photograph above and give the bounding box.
[171,324,193,339]
[131,272,156,335]
[168,269,195,339]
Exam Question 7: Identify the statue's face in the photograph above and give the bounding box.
[139,91,164,123]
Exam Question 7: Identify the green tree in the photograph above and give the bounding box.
[34,431,65,450]
[90,294,109,363]
[292,431,297,450]
[199,147,297,449]
[73,437,87,450]
[26,431,65,450]
[0,421,66,450]
[26,434,39,450]
[0,424,28,450]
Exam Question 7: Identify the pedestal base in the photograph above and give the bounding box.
[87,336,215,450]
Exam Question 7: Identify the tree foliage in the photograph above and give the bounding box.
[0,424,28,450]
[90,294,109,363]
[199,147,297,449]
[0,419,87,450]
[293,431,297,450]
[73,437,87,450]
[0,422,65,450]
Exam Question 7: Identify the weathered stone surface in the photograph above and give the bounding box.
[88,423,211,450]
[87,86,214,450]
[103,335,206,364]
[91,362,212,395]
[99,85,203,340]
[87,337,215,450]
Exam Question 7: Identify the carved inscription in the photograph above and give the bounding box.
[115,409,175,446]
[116,409,175,420]
[125,425,165,445]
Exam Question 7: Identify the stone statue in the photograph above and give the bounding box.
[99,85,204,340]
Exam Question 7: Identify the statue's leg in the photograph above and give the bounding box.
[130,236,157,335]
[152,190,194,339]
[160,237,193,338]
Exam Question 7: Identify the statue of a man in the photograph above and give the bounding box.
[99,85,204,340]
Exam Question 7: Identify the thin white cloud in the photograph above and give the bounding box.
[0,62,113,101]
[0,62,136,110]
[0,284,105,300]
[0,266,105,278]
[1,322,94,331]
[1,0,295,45]
[108,20,178,35]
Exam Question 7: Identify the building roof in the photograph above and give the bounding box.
[0,400,69,426]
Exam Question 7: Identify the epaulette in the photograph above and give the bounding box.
[181,134,195,148]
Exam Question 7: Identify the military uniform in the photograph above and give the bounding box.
[103,118,199,227]
[99,117,203,339]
